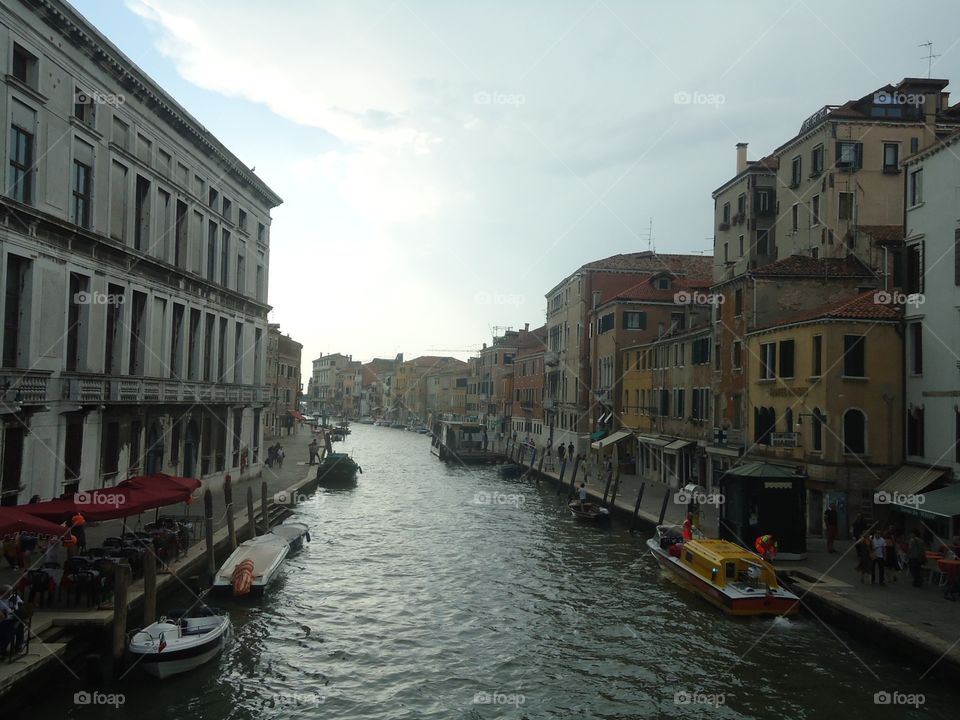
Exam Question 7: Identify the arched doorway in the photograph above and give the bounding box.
[183,420,199,479]
[145,422,163,475]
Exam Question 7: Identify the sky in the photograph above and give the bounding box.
[71,0,960,365]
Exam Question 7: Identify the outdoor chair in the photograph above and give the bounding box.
[102,537,124,549]
[24,569,53,607]
[92,559,117,604]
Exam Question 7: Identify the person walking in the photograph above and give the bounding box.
[557,443,566,464]
[824,503,838,553]
[276,444,285,468]
[854,533,872,584]
[851,512,867,541]
[308,439,319,466]
[567,441,575,462]
[907,528,926,587]
[871,531,887,585]
[884,529,900,582]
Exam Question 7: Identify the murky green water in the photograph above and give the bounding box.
[29,425,957,719]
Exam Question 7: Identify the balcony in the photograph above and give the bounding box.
[0,369,52,406]
[545,351,559,367]
[60,373,272,406]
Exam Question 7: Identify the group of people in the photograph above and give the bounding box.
[851,519,934,589]
[265,442,285,468]
[0,583,30,659]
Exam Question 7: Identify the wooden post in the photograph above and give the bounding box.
[657,486,671,524]
[261,481,270,532]
[525,449,537,479]
[224,474,237,551]
[142,549,157,626]
[629,482,646,535]
[204,489,215,585]
[601,461,614,506]
[246,486,256,538]
[607,444,623,508]
[566,455,581,501]
[535,446,545,485]
[556,458,568,494]
[111,563,130,665]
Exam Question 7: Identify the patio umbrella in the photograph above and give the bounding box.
[0,507,74,538]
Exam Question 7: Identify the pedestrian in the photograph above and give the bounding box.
[557,443,566,463]
[884,529,900,582]
[277,444,284,468]
[682,512,694,541]
[308,439,319,466]
[70,512,86,554]
[854,533,872,584]
[567,441,575,460]
[907,528,926,587]
[824,503,838,553]
[871,531,886,586]
[266,444,276,468]
[578,482,588,509]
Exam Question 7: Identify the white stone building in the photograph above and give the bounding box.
[0,0,282,503]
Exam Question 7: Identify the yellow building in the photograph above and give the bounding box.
[745,291,902,536]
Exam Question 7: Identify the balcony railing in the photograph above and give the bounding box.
[0,369,52,405]
[60,373,272,405]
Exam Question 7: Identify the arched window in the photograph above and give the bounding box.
[784,408,794,434]
[843,409,866,455]
[812,408,825,452]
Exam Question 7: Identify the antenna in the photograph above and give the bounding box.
[919,41,940,78]
[640,217,655,252]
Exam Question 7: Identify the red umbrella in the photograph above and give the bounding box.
[0,507,74,537]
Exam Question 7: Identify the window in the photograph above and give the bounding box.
[134,175,151,251]
[671,312,686,330]
[910,137,919,154]
[791,203,799,232]
[906,242,923,294]
[203,313,215,381]
[103,283,124,375]
[12,43,38,87]
[222,196,232,222]
[257,222,266,244]
[910,322,923,374]
[734,288,743,316]
[791,156,801,186]
[733,341,742,370]
[812,335,822,376]
[218,317,227,381]
[843,409,866,454]
[110,160,128,241]
[843,335,865,377]
[714,342,721,371]
[158,149,172,175]
[778,340,795,378]
[656,276,671,290]
[207,221,218,281]
[209,186,219,211]
[812,408,825,452]
[838,192,854,221]
[732,394,743,430]
[137,134,152,164]
[674,388,685,418]
[909,168,923,206]
[233,322,243,382]
[194,174,206,198]
[9,124,34,204]
[66,273,90,371]
[71,158,92,228]
[738,234,744,256]
[598,313,614,333]
[754,406,776,445]
[111,117,128,150]
[256,265,264,301]
[754,188,773,215]
[239,208,248,231]
[836,141,863,169]
[174,200,188,268]
[237,254,245,294]
[907,407,925,457]
[691,337,711,364]
[128,291,147,375]
[221,230,231,286]
[3,255,31,368]
[723,242,729,263]
[811,144,824,174]
[811,195,820,226]
[757,229,769,255]
[883,142,899,171]
[74,87,95,126]
[737,193,746,215]
[623,311,646,330]
[760,342,776,379]
[170,303,184,378]
[188,309,201,379]
[722,202,730,224]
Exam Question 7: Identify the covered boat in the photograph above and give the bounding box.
[316,452,361,487]
[128,606,231,678]
[267,522,311,553]
[212,534,290,596]
[647,525,799,617]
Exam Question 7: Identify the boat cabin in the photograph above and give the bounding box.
[677,539,779,591]
[431,421,496,463]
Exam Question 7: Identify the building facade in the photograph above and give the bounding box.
[0,1,282,503]
[264,325,302,438]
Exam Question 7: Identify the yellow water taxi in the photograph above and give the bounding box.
[647,525,799,617]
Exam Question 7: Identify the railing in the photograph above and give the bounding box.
[1,369,52,404]
[59,372,273,406]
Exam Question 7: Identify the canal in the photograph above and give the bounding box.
[34,424,955,719]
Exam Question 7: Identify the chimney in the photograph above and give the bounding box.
[524,323,529,332]
[736,143,748,174]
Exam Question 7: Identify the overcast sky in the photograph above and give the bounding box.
[73,0,960,364]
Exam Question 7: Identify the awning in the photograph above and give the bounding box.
[590,430,608,442]
[290,410,306,421]
[720,461,799,479]
[0,507,75,538]
[591,429,633,450]
[892,483,960,519]
[638,434,670,447]
[664,439,694,453]
[874,465,947,496]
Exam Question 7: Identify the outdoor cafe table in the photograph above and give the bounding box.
[938,559,960,578]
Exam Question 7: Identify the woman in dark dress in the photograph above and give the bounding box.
[855,533,872,584]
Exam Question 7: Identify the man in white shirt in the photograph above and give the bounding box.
[871,534,887,586]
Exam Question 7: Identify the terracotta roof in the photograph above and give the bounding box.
[754,290,901,331]
[856,225,904,246]
[750,254,874,278]
[583,251,713,277]
[610,276,713,303]
[517,325,547,352]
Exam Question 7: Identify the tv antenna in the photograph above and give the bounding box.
[640,217,655,252]
[919,41,940,78]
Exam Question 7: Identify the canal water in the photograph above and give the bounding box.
[35,424,955,719]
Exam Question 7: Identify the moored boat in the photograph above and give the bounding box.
[267,522,311,553]
[316,451,361,487]
[568,500,611,522]
[128,606,231,678]
[647,525,799,617]
[430,420,497,463]
[212,534,290,597]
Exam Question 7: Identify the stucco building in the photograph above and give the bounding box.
[264,325,302,438]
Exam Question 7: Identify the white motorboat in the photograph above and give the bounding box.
[128,606,231,678]
[212,534,290,596]
[267,522,310,553]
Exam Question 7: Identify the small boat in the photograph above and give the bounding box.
[647,525,799,617]
[212,534,290,596]
[316,451,361,487]
[431,420,497,463]
[267,522,310,553]
[390,422,406,429]
[498,464,524,479]
[568,500,611,522]
[128,606,231,678]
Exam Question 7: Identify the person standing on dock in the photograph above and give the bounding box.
[871,531,886,586]
[308,439,319,465]
[567,442,575,462]
[557,443,566,464]
[824,503,838,553]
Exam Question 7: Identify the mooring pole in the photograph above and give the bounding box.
[607,444,623,509]
[566,455,581,501]
[525,448,537,480]
[556,458,568,494]
[657,486,671,525]
[535,447,545,486]
[111,563,130,666]
[142,549,157,626]
[224,474,237,551]
[630,482,646,535]
[261,480,270,532]
[204,489,215,585]
[601,463,614,506]
[246,485,256,539]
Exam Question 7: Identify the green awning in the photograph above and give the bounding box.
[590,430,608,442]
[893,483,960,519]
